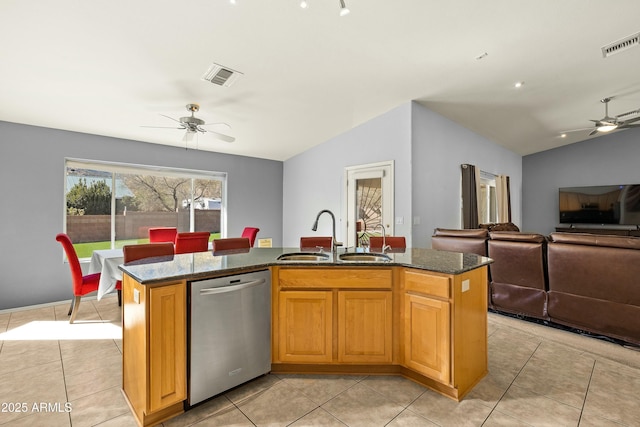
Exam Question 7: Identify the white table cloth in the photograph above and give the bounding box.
[89,249,124,300]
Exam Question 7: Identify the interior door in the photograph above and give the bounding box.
[345,162,394,248]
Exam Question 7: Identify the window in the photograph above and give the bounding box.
[65,159,226,259]
[479,172,497,224]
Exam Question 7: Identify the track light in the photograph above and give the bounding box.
[339,0,350,16]
[300,0,308,8]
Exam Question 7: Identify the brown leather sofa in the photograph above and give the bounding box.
[431,228,640,346]
[547,232,640,346]
[488,231,548,321]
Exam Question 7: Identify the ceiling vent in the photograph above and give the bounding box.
[601,32,640,58]
[201,63,243,87]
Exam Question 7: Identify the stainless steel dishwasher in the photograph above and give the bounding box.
[189,269,271,406]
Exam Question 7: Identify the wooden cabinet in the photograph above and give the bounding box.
[338,290,393,363]
[401,267,488,399]
[273,267,393,365]
[404,292,450,383]
[278,290,333,363]
[122,274,186,427]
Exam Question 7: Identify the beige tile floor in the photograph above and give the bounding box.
[1,295,639,427]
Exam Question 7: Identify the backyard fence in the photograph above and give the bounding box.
[66,210,221,243]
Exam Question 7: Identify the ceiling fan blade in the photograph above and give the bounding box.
[141,125,184,129]
[160,114,181,123]
[203,122,232,130]
[589,128,599,136]
[619,123,640,129]
[208,130,235,143]
[621,115,640,125]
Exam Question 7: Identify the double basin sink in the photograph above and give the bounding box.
[276,252,391,263]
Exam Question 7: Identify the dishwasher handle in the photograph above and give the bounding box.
[199,278,266,295]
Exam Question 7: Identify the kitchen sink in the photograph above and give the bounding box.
[277,252,331,262]
[338,252,392,262]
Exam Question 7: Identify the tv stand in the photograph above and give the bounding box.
[556,225,640,237]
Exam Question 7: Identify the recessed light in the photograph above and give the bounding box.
[514,81,524,88]
[560,133,567,138]
[300,0,308,8]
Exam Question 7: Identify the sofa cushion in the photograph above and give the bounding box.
[433,228,488,238]
[431,228,488,256]
[549,232,640,250]
[490,231,546,243]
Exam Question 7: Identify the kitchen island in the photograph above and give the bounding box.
[119,248,491,427]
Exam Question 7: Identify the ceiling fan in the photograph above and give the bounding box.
[144,103,235,144]
[587,97,640,136]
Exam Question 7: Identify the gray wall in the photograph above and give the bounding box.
[283,101,523,250]
[522,128,640,235]
[283,103,413,247]
[411,102,522,247]
[0,121,283,310]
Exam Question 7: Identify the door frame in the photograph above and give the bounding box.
[344,161,394,248]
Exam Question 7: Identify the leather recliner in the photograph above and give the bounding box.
[488,231,548,320]
[431,228,489,256]
[547,232,640,346]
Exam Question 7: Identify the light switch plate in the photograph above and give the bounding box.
[133,288,140,304]
[462,279,470,292]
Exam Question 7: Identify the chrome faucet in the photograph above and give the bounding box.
[374,223,391,253]
[312,209,343,253]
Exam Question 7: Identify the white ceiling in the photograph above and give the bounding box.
[2,0,640,161]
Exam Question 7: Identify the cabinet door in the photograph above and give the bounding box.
[338,291,393,363]
[279,291,333,363]
[148,283,186,412]
[404,293,451,384]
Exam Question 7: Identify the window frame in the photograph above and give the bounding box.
[64,158,227,257]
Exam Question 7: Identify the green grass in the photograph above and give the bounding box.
[74,233,221,259]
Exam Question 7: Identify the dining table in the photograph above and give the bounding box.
[89,249,124,300]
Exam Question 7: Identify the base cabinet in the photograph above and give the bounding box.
[278,291,333,363]
[272,265,488,401]
[404,293,450,383]
[122,274,186,427]
[338,290,393,363]
[274,267,394,365]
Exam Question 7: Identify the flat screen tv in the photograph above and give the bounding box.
[559,185,640,225]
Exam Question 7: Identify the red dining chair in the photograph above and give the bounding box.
[300,236,333,251]
[56,233,102,324]
[241,227,260,247]
[174,232,211,254]
[123,242,174,264]
[369,236,406,252]
[148,227,178,244]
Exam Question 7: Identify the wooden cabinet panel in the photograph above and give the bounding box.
[404,270,450,299]
[279,291,333,362]
[279,268,392,289]
[149,283,186,412]
[404,293,451,384]
[338,291,393,363]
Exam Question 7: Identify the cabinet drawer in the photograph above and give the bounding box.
[279,268,392,289]
[404,270,450,299]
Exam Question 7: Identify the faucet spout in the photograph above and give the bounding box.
[312,209,343,252]
[374,223,391,253]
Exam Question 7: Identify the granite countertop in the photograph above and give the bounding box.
[119,247,493,284]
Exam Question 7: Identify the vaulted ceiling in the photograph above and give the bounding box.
[2,0,640,161]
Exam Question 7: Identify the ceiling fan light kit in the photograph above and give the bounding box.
[144,104,235,146]
[587,97,640,136]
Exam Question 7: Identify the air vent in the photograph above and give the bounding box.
[601,32,640,58]
[201,63,243,87]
